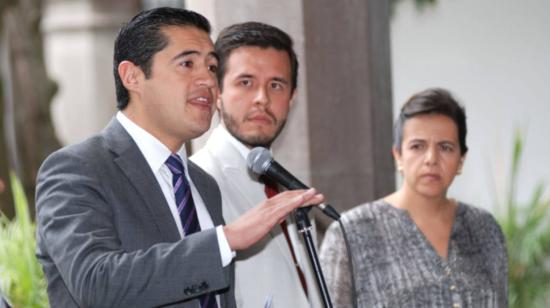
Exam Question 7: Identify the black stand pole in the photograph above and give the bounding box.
[294,208,333,308]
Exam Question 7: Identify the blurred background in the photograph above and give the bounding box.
[0,0,549,306]
[2,0,548,227]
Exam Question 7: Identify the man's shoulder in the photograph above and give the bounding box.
[50,132,108,160]
[190,146,218,174]
[44,118,130,165]
[191,137,242,175]
[38,129,120,181]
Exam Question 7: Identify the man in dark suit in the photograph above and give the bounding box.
[35,7,323,307]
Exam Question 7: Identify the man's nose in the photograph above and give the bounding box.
[195,67,217,88]
[254,86,269,106]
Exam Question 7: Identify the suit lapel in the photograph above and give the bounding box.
[103,118,180,242]
[206,127,298,271]
[188,161,223,226]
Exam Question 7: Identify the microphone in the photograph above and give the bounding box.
[247,147,340,220]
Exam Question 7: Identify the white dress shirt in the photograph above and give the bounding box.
[116,112,234,266]
[220,124,252,160]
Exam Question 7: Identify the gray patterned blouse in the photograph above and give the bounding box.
[319,200,508,308]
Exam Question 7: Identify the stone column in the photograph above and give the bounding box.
[303,0,395,231]
[43,0,140,145]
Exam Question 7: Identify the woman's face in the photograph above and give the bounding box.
[394,113,465,199]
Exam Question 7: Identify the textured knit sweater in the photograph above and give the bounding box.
[319,200,508,308]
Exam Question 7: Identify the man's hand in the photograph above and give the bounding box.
[223,188,324,251]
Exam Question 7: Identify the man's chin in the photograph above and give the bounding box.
[187,122,212,140]
[234,133,275,149]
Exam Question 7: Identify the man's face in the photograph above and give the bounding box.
[130,26,218,151]
[218,46,294,148]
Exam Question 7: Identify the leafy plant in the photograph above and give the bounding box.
[495,131,550,307]
[0,174,49,307]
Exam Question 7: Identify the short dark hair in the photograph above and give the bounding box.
[214,21,299,93]
[113,7,211,110]
[394,88,468,155]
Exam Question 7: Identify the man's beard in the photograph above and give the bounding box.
[220,105,287,149]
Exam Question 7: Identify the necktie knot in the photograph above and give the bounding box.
[165,154,184,175]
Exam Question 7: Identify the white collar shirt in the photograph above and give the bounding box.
[116,112,233,267]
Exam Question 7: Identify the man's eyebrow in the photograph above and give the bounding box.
[235,73,254,79]
[272,77,289,85]
[208,51,219,62]
[438,140,457,146]
[232,75,289,85]
[171,50,219,62]
[171,50,199,62]
[407,138,426,144]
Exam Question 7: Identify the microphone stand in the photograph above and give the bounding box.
[294,208,333,308]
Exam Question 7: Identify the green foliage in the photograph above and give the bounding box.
[495,131,550,307]
[0,174,49,307]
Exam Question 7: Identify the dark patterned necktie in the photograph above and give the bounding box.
[262,176,309,297]
[165,154,218,308]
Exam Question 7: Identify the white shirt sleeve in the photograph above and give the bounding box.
[216,226,236,266]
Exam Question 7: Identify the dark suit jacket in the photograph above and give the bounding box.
[35,118,236,307]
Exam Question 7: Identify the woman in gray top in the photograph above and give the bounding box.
[320,88,508,308]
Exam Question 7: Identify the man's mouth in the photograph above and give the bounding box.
[188,92,213,109]
[247,114,273,124]
[245,110,276,125]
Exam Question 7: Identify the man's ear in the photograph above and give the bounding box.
[118,60,143,93]
[460,154,467,166]
[289,89,297,108]
[216,95,223,111]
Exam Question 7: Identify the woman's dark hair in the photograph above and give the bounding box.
[214,21,298,93]
[394,88,468,155]
[113,7,211,110]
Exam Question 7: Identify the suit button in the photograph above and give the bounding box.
[191,284,200,293]
[183,287,193,295]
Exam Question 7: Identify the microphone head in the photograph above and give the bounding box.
[247,147,272,175]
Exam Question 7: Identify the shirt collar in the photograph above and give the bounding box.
[217,125,251,161]
[116,111,188,173]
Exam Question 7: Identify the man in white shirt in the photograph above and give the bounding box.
[192,22,322,308]
[35,8,323,308]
